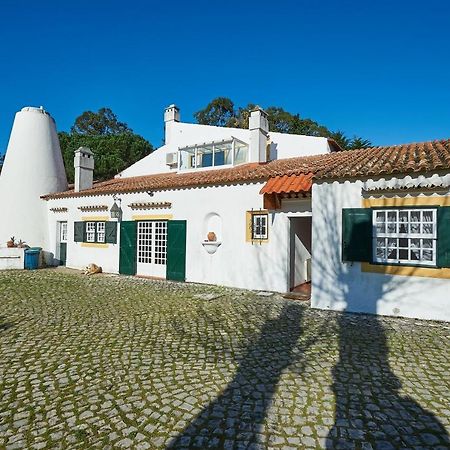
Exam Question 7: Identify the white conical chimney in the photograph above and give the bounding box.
[0,106,67,256]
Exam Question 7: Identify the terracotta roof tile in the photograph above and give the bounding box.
[43,139,450,199]
[260,173,313,195]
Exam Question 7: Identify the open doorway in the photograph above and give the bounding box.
[289,217,312,292]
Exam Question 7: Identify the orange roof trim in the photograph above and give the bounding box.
[260,173,314,195]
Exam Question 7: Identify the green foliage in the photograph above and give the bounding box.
[71,107,130,135]
[59,108,152,183]
[195,98,372,150]
[194,97,235,127]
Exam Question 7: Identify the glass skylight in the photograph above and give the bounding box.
[179,138,248,170]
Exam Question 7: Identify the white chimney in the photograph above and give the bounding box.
[249,107,269,163]
[74,147,94,192]
[164,104,180,144]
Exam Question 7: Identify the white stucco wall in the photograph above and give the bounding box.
[119,121,333,178]
[311,177,450,322]
[46,185,312,292]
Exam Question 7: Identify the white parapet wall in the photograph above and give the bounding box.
[0,247,25,270]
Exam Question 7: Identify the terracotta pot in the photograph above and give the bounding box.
[6,241,14,248]
[207,231,217,242]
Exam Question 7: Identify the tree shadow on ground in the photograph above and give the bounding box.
[313,198,450,448]
[325,311,450,449]
[168,301,309,449]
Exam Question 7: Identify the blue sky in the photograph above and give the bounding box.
[1,0,449,154]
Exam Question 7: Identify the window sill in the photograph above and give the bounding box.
[80,243,109,249]
[361,262,450,279]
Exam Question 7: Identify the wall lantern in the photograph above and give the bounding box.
[110,195,122,220]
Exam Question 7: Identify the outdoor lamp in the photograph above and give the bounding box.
[110,197,122,220]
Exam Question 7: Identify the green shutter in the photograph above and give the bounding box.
[119,221,137,275]
[437,207,450,268]
[74,222,85,242]
[342,208,372,262]
[105,222,118,244]
[166,220,187,281]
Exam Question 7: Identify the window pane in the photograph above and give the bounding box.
[410,248,420,260]
[410,238,420,248]
[376,211,385,222]
[399,249,408,260]
[410,222,420,233]
[422,250,433,261]
[422,239,433,248]
[376,238,385,248]
[376,222,385,233]
[423,210,433,222]
[422,223,433,235]
[387,248,397,259]
[411,211,420,222]
[399,238,408,247]
[376,247,386,259]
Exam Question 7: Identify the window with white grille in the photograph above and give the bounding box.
[373,209,437,266]
[96,222,105,243]
[60,222,67,243]
[137,221,153,264]
[154,221,167,265]
[252,214,268,240]
[86,222,96,242]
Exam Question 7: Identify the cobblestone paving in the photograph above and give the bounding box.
[0,269,449,449]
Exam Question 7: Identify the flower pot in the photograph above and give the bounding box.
[207,231,217,242]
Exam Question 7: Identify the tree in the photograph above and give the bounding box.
[59,108,152,183]
[194,97,372,150]
[71,107,130,135]
[194,97,235,127]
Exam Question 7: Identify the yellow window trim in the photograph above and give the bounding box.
[246,210,269,243]
[361,262,450,279]
[82,216,109,221]
[132,214,173,221]
[362,196,450,208]
[81,243,109,249]
[361,194,450,278]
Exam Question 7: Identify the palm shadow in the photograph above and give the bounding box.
[168,301,309,449]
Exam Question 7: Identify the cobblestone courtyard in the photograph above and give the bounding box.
[0,270,449,449]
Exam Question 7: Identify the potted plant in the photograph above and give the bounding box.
[207,231,217,242]
[6,237,15,248]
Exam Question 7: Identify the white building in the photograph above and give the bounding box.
[1,105,449,321]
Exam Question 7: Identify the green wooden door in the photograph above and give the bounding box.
[59,243,67,266]
[166,220,187,281]
[119,221,137,275]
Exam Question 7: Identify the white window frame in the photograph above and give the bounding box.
[252,213,268,240]
[60,222,68,243]
[96,222,105,243]
[86,222,96,243]
[372,208,437,267]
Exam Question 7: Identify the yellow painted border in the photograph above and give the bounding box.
[361,262,450,279]
[362,196,450,207]
[245,210,269,244]
[361,194,450,278]
[81,243,109,249]
[82,216,110,221]
[132,214,173,221]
